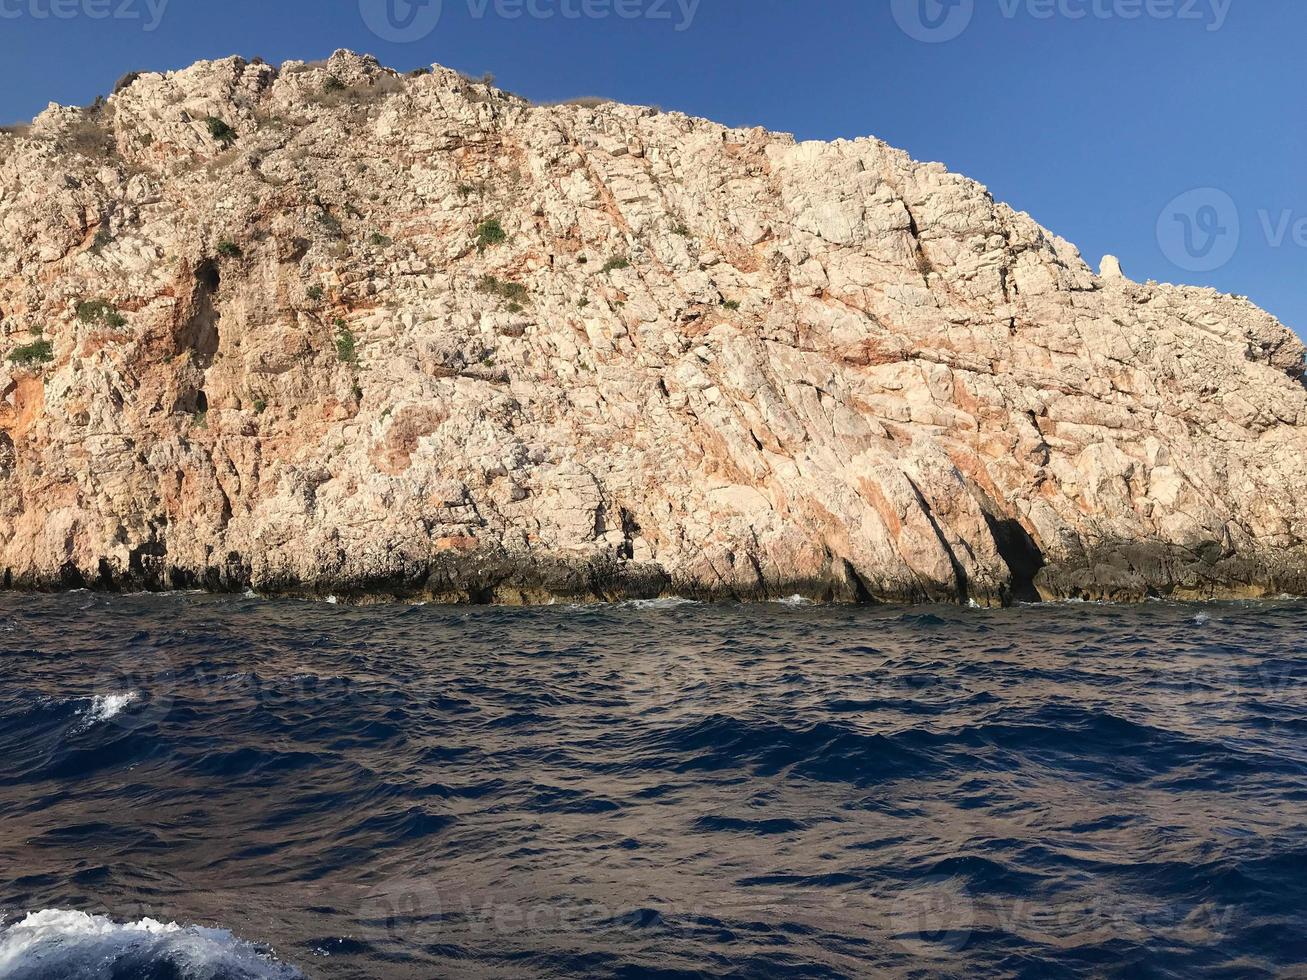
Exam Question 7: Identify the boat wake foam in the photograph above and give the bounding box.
[0,909,304,979]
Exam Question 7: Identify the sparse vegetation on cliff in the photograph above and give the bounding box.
[64,118,114,159]
[475,218,507,250]
[76,300,126,327]
[335,320,357,364]
[478,275,529,304]
[315,208,343,238]
[8,339,53,366]
[205,116,237,145]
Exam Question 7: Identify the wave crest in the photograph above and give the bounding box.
[83,692,139,725]
[0,909,303,979]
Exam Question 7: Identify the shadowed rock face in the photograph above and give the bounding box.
[1,51,1304,604]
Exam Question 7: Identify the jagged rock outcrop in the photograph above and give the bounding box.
[1,51,1304,603]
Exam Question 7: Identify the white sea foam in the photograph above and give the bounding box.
[623,597,701,610]
[773,595,812,607]
[81,691,139,726]
[0,909,303,979]
[325,595,339,605]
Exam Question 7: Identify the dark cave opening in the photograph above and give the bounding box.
[195,259,220,292]
[987,517,1047,605]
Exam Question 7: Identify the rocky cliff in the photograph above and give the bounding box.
[1,51,1304,603]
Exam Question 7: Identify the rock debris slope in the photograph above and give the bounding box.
[1,51,1304,603]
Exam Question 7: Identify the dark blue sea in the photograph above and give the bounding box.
[0,593,1304,979]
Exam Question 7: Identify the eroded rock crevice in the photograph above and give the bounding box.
[179,260,222,365]
[986,516,1046,605]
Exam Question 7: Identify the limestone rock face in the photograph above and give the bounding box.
[1,51,1304,603]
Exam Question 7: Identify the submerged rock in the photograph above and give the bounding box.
[0,51,1304,604]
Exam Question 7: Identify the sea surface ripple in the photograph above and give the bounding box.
[0,592,1304,978]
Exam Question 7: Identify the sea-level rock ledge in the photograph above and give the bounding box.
[1,51,1305,604]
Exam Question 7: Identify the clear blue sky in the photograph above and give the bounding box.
[1,0,1302,338]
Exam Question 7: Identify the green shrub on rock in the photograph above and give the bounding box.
[335,320,358,364]
[475,217,507,250]
[204,116,237,145]
[8,340,53,366]
[478,275,528,304]
[76,300,126,327]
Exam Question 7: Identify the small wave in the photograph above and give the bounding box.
[653,714,939,785]
[81,692,139,726]
[772,595,812,607]
[117,589,205,598]
[324,595,339,605]
[622,597,701,610]
[692,815,806,835]
[0,909,303,979]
